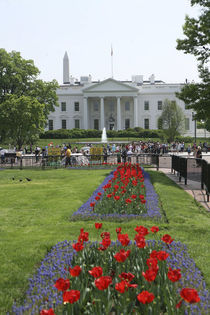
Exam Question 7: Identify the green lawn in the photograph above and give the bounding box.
[0,168,209,313]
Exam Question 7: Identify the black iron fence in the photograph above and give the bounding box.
[171,155,210,201]
[0,153,161,170]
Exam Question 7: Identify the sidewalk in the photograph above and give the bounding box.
[160,168,210,212]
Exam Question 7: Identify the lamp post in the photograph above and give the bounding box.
[192,112,197,144]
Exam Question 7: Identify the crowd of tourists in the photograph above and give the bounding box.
[0,140,209,165]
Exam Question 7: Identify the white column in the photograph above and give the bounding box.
[100,97,105,130]
[117,97,121,130]
[83,97,88,129]
[134,96,138,127]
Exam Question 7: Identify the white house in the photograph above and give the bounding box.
[48,52,195,136]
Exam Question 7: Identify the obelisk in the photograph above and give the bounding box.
[63,51,70,84]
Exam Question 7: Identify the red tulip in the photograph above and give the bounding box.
[142,269,157,282]
[168,267,181,282]
[150,226,159,233]
[137,291,155,304]
[161,234,174,244]
[40,309,55,315]
[116,227,122,234]
[95,276,112,290]
[95,222,102,229]
[54,278,70,291]
[180,288,200,303]
[118,233,130,246]
[72,242,84,252]
[69,265,81,277]
[114,249,131,262]
[156,250,169,261]
[88,266,103,278]
[135,226,149,236]
[119,272,135,282]
[63,290,80,304]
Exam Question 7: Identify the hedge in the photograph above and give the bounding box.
[40,128,163,139]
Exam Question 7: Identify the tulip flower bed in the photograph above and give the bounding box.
[12,225,209,315]
[72,163,161,221]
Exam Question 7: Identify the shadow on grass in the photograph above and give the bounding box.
[148,170,184,190]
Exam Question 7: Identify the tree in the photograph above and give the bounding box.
[158,100,185,142]
[176,0,210,130]
[0,49,59,147]
[0,95,46,149]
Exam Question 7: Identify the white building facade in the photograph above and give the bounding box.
[48,52,195,136]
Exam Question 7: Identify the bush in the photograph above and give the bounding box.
[40,128,163,140]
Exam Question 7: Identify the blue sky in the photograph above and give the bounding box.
[0,0,201,84]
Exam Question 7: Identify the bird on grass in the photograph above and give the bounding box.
[12,177,15,180]
[19,179,22,182]
[26,177,32,181]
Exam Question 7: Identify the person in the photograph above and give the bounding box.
[196,146,202,167]
[187,145,191,156]
[35,146,40,163]
[121,146,127,163]
[0,149,5,164]
[103,147,108,164]
[116,150,121,163]
[127,148,132,163]
[65,146,72,167]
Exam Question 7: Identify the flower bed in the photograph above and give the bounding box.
[72,163,161,221]
[12,225,210,315]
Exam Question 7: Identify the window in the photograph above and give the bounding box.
[158,101,162,110]
[62,120,66,129]
[125,101,130,111]
[48,120,53,130]
[61,102,66,111]
[144,118,149,129]
[93,101,99,111]
[74,102,79,111]
[144,101,149,110]
[75,119,80,129]
[185,118,190,130]
[125,119,130,129]
[158,118,162,129]
[94,119,99,130]
[109,101,114,112]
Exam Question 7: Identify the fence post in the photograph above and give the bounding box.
[156,155,159,171]
[42,157,45,170]
[184,158,187,185]
[20,157,23,170]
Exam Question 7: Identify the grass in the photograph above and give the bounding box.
[0,168,210,313]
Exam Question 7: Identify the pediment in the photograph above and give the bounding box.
[83,78,138,93]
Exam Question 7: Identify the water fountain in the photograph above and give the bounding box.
[101,127,108,143]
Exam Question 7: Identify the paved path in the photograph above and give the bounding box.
[160,168,210,212]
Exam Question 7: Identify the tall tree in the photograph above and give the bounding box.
[158,100,185,142]
[0,95,46,149]
[0,49,59,147]
[176,0,210,130]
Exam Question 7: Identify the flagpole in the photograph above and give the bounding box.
[111,45,113,78]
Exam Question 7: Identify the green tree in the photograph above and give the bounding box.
[176,0,210,130]
[0,49,59,146]
[0,95,46,149]
[158,100,185,142]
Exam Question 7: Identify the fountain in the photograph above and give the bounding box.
[101,127,108,143]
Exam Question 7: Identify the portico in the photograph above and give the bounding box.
[83,78,139,130]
